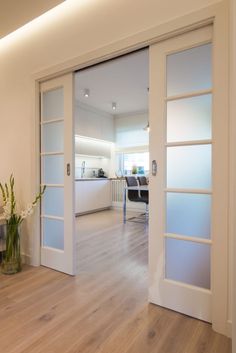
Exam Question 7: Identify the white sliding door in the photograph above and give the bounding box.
[40,74,75,275]
[149,25,228,325]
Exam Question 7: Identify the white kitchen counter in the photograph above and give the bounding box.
[75,178,111,181]
[75,179,111,215]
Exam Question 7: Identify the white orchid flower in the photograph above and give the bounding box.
[0,175,46,223]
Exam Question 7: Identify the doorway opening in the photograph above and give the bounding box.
[73,49,150,274]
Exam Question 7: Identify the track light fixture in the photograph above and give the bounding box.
[84,89,90,98]
[143,122,150,132]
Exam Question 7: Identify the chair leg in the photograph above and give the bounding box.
[145,203,149,223]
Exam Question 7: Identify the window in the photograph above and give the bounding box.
[116,152,149,176]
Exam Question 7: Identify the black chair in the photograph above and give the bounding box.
[125,176,149,222]
[125,176,144,203]
[138,176,149,204]
[138,176,148,185]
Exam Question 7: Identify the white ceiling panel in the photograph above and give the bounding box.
[74,49,149,115]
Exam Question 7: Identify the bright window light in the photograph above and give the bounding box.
[116,152,149,176]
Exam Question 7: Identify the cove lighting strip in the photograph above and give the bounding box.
[0,0,92,48]
[75,135,115,146]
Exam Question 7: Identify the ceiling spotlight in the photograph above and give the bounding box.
[112,102,117,111]
[84,89,90,98]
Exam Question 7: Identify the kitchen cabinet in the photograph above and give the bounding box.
[75,179,111,215]
[75,137,111,158]
[74,102,115,142]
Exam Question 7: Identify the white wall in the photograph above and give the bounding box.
[0,0,64,39]
[115,112,149,148]
[0,0,230,325]
[75,155,110,179]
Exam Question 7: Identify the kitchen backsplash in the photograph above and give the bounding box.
[75,155,110,178]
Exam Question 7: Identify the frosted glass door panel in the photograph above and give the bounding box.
[43,218,64,250]
[165,238,211,289]
[42,155,64,184]
[167,44,212,96]
[42,121,64,153]
[42,87,64,121]
[43,187,64,217]
[167,145,212,189]
[167,95,212,142]
[166,193,211,238]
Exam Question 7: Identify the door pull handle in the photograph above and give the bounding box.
[67,163,71,176]
[152,160,157,176]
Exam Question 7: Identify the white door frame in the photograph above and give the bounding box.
[31,1,230,336]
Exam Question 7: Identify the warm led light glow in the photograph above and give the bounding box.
[74,135,114,159]
[75,134,114,146]
[0,0,92,49]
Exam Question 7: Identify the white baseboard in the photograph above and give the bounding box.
[227,320,232,338]
[76,206,111,216]
[21,253,33,266]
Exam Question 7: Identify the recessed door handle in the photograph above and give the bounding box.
[67,163,70,176]
[152,160,157,176]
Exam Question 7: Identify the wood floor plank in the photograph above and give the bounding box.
[0,209,231,353]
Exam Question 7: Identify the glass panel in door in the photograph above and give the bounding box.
[165,43,212,291]
[41,87,65,253]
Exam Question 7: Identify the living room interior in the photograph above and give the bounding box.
[0,1,235,353]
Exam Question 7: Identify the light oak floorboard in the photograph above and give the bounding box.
[0,209,231,353]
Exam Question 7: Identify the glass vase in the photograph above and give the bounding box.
[2,221,22,274]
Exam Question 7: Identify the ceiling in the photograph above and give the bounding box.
[0,2,149,116]
[0,0,64,39]
[74,49,149,116]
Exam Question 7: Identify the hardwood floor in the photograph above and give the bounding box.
[0,209,231,353]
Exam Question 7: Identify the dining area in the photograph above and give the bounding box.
[123,176,149,224]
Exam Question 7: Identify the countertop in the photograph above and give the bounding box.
[75,178,111,181]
